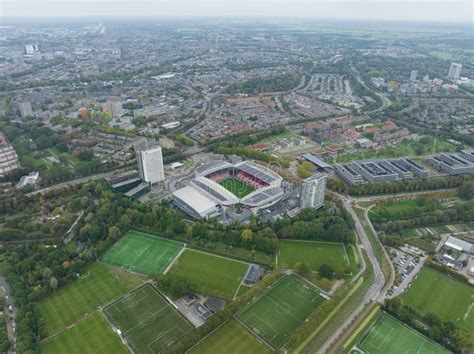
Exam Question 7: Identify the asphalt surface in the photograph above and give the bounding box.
[316,196,386,354]
[0,276,16,354]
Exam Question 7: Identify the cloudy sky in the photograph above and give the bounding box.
[2,0,473,23]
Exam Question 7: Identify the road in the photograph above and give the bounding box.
[27,168,132,196]
[0,276,16,354]
[350,64,392,113]
[351,188,457,203]
[317,195,386,354]
[390,256,426,298]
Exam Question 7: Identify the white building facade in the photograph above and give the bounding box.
[137,146,164,184]
[300,174,327,209]
[448,63,462,79]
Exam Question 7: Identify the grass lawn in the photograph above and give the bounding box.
[358,313,449,354]
[41,312,128,354]
[237,275,324,348]
[168,249,248,299]
[38,263,142,336]
[219,177,255,198]
[190,320,271,354]
[102,230,184,275]
[279,240,356,275]
[104,284,192,354]
[402,267,474,334]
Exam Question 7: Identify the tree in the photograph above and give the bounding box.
[294,262,311,275]
[241,229,253,241]
[319,264,334,279]
[108,226,121,241]
[49,276,58,290]
[458,181,474,200]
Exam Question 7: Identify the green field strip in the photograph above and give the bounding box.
[237,275,324,348]
[358,313,449,354]
[102,230,184,275]
[41,311,128,354]
[38,263,135,336]
[104,284,192,354]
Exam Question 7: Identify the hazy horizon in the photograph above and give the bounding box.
[2,0,473,24]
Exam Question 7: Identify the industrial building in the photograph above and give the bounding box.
[137,146,165,185]
[335,158,430,185]
[300,174,327,209]
[427,150,474,175]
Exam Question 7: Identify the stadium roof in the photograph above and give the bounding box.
[195,160,232,176]
[172,186,218,216]
[235,161,282,185]
[191,177,239,205]
[302,153,331,169]
[242,186,284,207]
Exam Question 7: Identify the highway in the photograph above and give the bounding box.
[350,63,392,113]
[0,276,16,354]
[317,193,396,354]
[27,168,132,196]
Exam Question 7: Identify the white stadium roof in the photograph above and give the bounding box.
[172,186,218,217]
[190,177,239,205]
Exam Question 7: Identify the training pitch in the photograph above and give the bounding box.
[219,177,255,198]
[357,313,449,354]
[402,266,474,333]
[190,320,271,354]
[104,284,192,354]
[41,312,128,354]
[38,263,137,336]
[168,249,248,299]
[237,275,324,348]
[279,240,356,274]
[102,231,184,275]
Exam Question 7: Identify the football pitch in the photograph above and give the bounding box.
[357,313,449,354]
[190,320,271,354]
[279,240,357,274]
[102,230,184,275]
[38,263,139,336]
[104,284,192,354]
[41,312,128,354]
[168,249,248,299]
[219,177,255,198]
[237,275,324,348]
[402,266,474,333]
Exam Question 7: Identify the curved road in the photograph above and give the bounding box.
[351,64,392,113]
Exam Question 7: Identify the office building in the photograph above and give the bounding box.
[300,174,327,209]
[410,70,417,81]
[0,133,20,177]
[448,63,462,79]
[137,146,164,184]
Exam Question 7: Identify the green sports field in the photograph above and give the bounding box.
[402,266,474,333]
[104,284,192,354]
[357,313,449,354]
[168,249,248,299]
[279,240,357,274]
[237,275,324,348]
[102,230,184,275]
[219,177,255,198]
[38,263,140,336]
[190,320,271,354]
[41,312,128,354]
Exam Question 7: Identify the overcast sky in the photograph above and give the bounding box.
[2,0,473,23]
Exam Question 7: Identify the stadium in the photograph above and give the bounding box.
[173,160,284,218]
